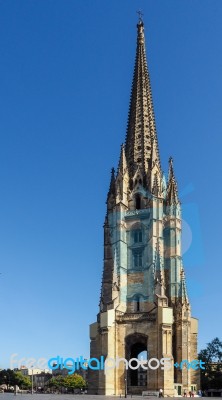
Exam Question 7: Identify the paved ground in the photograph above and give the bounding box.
[0,395,218,400]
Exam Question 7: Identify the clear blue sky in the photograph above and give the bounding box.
[0,0,221,369]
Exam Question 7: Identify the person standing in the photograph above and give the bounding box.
[159,388,163,398]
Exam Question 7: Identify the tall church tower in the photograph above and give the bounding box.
[89,20,199,396]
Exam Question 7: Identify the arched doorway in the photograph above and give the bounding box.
[138,350,148,387]
[125,333,148,393]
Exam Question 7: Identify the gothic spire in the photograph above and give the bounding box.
[108,168,116,195]
[106,168,116,210]
[166,157,180,205]
[152,171,159,196]
[125,20,161,179]
[180,266,189,305]
[117,144,128,176]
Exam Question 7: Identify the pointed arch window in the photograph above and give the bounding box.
[136,297,140,312]
[135,194,141,209]
[133,230,142,243]
[133,249,143,268]
[134,295,140,312]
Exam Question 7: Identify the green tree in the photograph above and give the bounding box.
[0,369,31,390]
[46,373,86,391]
[63,374,86,390]
[14,372,31,389]
[199,337,222,389]
[0,369,17,388]
[46,375,65,390]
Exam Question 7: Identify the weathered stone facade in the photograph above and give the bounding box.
[88,20,199,396]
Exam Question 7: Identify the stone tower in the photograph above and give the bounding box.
[89,20,199,396]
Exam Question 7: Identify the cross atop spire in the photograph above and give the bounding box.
[125,20,161,180]
[136,10,144,24]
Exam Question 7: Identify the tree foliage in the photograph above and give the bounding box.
[63,374,86,389]
[0,369,31,389]
[199,337,222,389]
[46,373,86,391]
[14,372,31,389]
[46,376,63,388]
